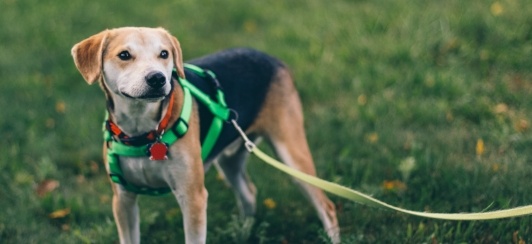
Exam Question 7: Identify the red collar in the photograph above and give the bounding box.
[106,92,175,146]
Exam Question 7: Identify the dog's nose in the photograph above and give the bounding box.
[145,72,166,88]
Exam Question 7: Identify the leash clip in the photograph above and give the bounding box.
[244,141,255,152]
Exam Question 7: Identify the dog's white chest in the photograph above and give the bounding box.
[117,157,167,187]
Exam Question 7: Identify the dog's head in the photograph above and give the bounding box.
[71,27,185,102]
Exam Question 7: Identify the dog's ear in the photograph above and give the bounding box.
[71,30,109,84]
[161,29,185,79]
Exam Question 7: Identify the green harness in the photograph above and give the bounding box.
[104,64,230,196]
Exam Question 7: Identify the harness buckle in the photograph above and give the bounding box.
[172,117,189,138]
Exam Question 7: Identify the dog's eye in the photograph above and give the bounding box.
[160,50,169,59]
[118,51,131,61]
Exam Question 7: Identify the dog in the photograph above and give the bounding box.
[71,27,339,243]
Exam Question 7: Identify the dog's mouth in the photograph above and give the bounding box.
[121,91,168,101]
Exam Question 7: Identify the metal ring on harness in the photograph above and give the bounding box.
[226,109,239,123]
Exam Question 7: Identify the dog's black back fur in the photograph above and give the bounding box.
[184,48,285,162]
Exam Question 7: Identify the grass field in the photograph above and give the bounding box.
[1,0,531,243]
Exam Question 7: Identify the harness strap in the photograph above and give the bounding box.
[180,64,230,159]
[161,86,192,144]
[179,76,230,120]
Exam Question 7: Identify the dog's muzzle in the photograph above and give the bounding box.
[121,72,170,100]
[146,71,166,89]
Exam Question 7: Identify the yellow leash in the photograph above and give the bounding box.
[232,120,532,220]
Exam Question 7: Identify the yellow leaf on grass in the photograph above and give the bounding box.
[490,2,503,16]
[366,132,379,144]
[476,139,485,157]
[357,94,367,105]
[263,198,276,209]
[49,208,70,219]
[55,101,66,113]
[382,180,407,191]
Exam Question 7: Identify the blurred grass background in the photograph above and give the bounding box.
[1,0,531,243]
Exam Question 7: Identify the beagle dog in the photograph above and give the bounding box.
[71,27,339,243]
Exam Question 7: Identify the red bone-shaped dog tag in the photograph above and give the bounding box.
[149,142,168,160]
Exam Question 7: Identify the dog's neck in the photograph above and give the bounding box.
[107,94,166,136]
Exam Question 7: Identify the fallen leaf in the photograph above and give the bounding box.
[382,180,407,191]
[49,208,71,219]
[55,101,66,113]
[476,139,485,157]
[515,119,529,132]
[35,179,59,197]
[490,2,503,16]
[366,132,379,144]
[494,103,508,114]
[263,198,277,209]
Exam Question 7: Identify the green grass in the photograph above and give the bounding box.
[1,0,531,243]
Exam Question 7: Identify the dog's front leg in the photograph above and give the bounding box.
[171,161,208,243]
[176,187,208,243]
[112,188,140,244]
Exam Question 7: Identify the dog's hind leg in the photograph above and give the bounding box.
[216,139,258,217]
[251,67,340,243]
[268,135,340,243]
